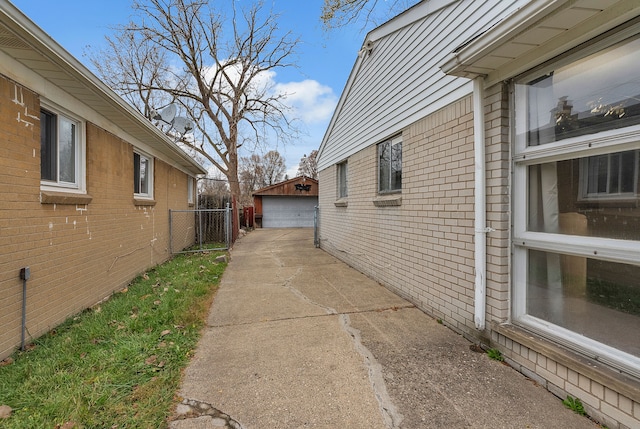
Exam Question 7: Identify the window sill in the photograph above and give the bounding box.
[492,322,640,401]
[334,199,348,207]
[134,198,157,207]
[41,190,92,205]
[373,194,402,207]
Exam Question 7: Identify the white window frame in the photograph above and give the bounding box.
[337,161,348,199]
[40,102,86,193]
[134,150,154,199]
[378,135,402,194]
[188,176,195,205]
[512,32,640,376]
[578,151,639,202]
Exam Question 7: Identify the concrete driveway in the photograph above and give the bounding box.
[170,228,598,429]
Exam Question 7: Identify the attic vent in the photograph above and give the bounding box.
[0,27,30,49]
[358,40,374,58]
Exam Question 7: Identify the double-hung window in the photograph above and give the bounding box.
[378,136,402,193]
[134,151,153,199]
[40,107,84,191]
[512,32,640,375]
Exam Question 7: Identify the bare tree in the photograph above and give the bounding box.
[239,153,264,205]
[321,0,420,30]
[296,150,318,179]
[90,0,300,201]
[262,150,286,186]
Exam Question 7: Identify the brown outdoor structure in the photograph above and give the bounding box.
[0,3,206,360]
[253,176,318,228]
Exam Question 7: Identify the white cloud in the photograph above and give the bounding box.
[274,80,338,124]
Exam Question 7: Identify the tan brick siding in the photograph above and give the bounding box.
[0,74,194,359]
[318,85,640,428]
[318,95,477,336]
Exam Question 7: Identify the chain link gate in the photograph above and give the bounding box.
[169,204,232,254]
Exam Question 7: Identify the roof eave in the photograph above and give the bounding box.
[0,0,207,176]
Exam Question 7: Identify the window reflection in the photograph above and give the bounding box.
[529,151,640,241]
[527,250,640,358]
[521,37,640,146]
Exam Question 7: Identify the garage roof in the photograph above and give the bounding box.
[253,176,318,197]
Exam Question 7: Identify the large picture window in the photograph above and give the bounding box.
[40,107,83,190]
[378,136,402,193]
[513,34,640,375]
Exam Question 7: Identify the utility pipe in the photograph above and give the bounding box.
[20,267,30,350]
[473,77,489,330]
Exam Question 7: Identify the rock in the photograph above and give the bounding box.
[215,255,228,263]
[0,405,12,418]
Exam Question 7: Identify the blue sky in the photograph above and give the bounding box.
[10,0,366,177]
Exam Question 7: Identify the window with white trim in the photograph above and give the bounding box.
[40,107,84,191]
[580,151,638,201]
[134,151,153,199]
[188,176,195,205]
[337,161,348,198]
[378,135,402,193]
[513,33,640,375]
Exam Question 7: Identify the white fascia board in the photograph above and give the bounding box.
[368,0,459,42]
[317,54,362,168]
[440,0,567,77]
[318,0,459,170]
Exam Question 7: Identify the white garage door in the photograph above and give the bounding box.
[262,196,317,228]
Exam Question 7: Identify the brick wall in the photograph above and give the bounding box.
[318,94,477,336]
[0,74,193,359]
[318,85,640,428]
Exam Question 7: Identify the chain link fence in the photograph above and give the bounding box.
[169,205,232,254]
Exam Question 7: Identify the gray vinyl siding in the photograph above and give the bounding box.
[317,0,525,171]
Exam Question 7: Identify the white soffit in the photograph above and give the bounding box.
[441,0,640,85]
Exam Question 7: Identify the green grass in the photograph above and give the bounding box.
[0,251,226,429]
[563,395,586,416]
[486,348,504,362]
[587,278,640,316]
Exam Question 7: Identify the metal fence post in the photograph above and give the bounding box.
[169,209,174,254]
[198,208,203,251]
[225,203,231,248]
[314,205,319,248]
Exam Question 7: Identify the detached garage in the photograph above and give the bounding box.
[253,176,318,228]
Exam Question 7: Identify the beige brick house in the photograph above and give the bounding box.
[0,3,206,360]
[317,0,640,427]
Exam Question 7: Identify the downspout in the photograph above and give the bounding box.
[473,77,490,330]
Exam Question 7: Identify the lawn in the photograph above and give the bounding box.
[0,251,226,429]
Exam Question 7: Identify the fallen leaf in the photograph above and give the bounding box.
[161,330,171,337]
[0,405,12,418]
[145,355,157,365]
